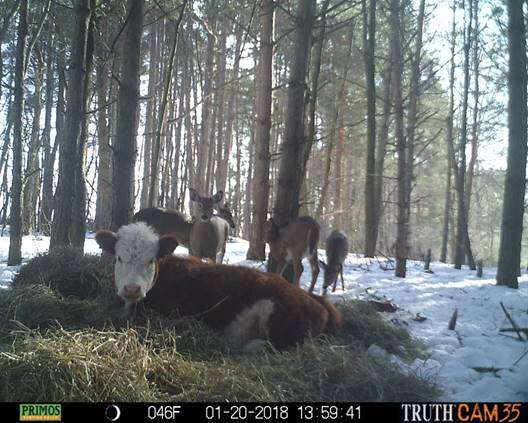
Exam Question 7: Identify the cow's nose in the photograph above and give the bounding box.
[123,284,141,298]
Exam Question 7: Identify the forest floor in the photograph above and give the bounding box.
[0,231,527,401]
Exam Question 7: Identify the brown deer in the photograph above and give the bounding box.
[264,216,320,293]
[319,230,349,295]
[132,207,193,249]
[95,222,342,350]
[189,188,229,263]
[215,203,236,230]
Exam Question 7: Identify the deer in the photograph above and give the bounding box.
[319,230,349,295]
[132,194,234,263]
[132,207,193,249]
[215,203,236,230]
[189,188,229,263]
[95,222,342,351]
[264,216,320,293]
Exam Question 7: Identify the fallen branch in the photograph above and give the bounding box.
[513,348,528,366]
[367,300,398,313]
[448,308,458,330]
[500,302,525,342]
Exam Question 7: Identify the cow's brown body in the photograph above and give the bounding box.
[144,255,342,349]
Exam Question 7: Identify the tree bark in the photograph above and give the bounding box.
[272,0,316,227]
[148,0,187,207]
[110,0,144,230]
[22,55,43,235]
[7,0,28,265]
[454,0,476,270]
[247,0,274,260]
[496,0,527,289]
[363,0,377,257]
[391,0,407,278]
[40,37,58,235]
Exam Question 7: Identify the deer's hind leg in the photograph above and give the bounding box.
[307,254,320,293]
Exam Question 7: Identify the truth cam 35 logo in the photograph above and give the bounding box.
[19,404,61,422]
[402,403,525,423]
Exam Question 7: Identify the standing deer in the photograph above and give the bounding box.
[319,230,348,295]
[95,222,342,350]
[189,188,229,263]
[264,216,320,292]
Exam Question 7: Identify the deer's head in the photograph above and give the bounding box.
[190,188,224,222]
[216,203,236,229]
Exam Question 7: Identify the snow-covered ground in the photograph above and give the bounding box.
[1,233,527,401]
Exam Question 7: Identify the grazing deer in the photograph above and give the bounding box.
[189,188,229,263]
[95,222,342,350]
[132,207,192,249]
[319,230,348,295]
[264,216,320,293]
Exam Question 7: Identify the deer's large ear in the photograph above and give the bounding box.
[212,190,224,203]
[189,188,199,201]
[95,230,118,255]
[158,235,179,258]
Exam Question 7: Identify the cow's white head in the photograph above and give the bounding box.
[95,222,178,307]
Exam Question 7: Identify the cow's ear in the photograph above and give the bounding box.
[95,230,117,255]
[158,235,179,258]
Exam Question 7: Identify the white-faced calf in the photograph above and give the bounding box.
[95,222,341,350]
[264,216,320,293]
[319,230,349,295]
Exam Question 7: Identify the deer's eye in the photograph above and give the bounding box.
[117,256,122,263]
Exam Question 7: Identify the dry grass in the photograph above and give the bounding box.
[0,249,440,402]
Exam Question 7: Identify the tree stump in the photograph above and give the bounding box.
[424,248,433,273]
[476,259,483,278]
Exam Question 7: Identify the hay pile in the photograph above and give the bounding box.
[0,249,439,402]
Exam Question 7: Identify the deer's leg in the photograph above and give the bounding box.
[292,259,303,287]
[340,268,345,291]
[307,254,319,293]
[276,259,288,277]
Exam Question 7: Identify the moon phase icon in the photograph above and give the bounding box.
[105,404,121,421]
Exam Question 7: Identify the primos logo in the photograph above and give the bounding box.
[19,404,62,421]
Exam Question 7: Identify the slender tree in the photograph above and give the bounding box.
[496,0,527,289]
[7,0,28,265]
[363,0,377,257]
[247,0,274,260]
[110,0,145,230]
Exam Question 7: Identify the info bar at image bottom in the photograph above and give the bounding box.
[4,402,528,423]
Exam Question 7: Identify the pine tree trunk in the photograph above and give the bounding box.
[8,0,28,265]
[273,0,316,227]
[94,52,112,229]
[496,0,527,289]
[247,0,274,260]
[391,0,407,278]
[40,37,58,235]
[110,0,144,230]
[22,56,43,235]
[454,0,475,270]
[363,0,377,257]
[71,8,94,249]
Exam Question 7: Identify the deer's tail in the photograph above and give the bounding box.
[310,293,343,334]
